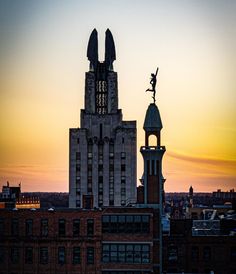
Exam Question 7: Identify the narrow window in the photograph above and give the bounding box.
[118,244,125,262]
[10,247,19,264]
[134,244,141,263]
[41,219,48,237]
[102,244,109,263]
[76,152,81,159]
[84,195,92,209]
[87,247,94,264]
[203,246,211,261]
[142,245,150,263]
[73,247,81,264]
[0,219,4,237]
[126,244,133,263]
[58,219,66,237]
[0,246,4,264]
[25,219,33,236]
[11,218,19,236]
[126,215,134,233]
[25,247,33,264]
[191,246,199,261]
[134,215,142,233]
[102,215,110,233]
[121,164,126,172]
[110,244,118,262]
[121,152,126,158]
[40,247,48,264]
[168,245,178,262]
[109,198,114,206]
[147,160,150,175]
[118,215,126,233]
[141,215,150,233]
[73,219,80,237]
[231,246,236,260]
[151,160,155,175]
[110,215,118,233]
[87,219,94,236]
[100,124,103,139]
[58,246,66,264]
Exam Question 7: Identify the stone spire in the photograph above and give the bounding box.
[84,29,118,115]
[105,29,116,71]
[87,28,98,71]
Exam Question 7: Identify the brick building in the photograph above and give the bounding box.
[0,207,158,274]
[1,209,236,274]
[163,219,236,274]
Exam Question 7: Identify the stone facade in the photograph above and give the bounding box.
[69,32,136,208]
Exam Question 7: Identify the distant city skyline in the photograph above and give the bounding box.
[0,0,235,192]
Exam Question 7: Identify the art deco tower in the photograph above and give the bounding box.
[69,29,137,208]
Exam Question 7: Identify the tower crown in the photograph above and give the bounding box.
[143,103,162,131]
[143,103,163,147]
[87,28,116,71]
[84,29,118,115]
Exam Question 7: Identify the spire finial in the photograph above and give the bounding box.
[87,28,98,71]
[105,29,116,71]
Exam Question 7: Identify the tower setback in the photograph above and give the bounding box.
[69,29,137,208]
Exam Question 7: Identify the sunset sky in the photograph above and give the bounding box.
[0,0,235,192]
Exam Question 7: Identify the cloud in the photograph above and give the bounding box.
[167,150,236,168]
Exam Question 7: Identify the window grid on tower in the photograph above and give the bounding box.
[121,151,126,205]
[98,143,103,206]
[121,175,126,206]
[96,80,108,114]
[76,152,81,207]
[109,140,114,205]
[87,140,93,194]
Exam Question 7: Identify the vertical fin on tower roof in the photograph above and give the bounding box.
[87,28,98,71]
[105,29,116,71]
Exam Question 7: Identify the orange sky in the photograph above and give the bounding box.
[0,1,235,192]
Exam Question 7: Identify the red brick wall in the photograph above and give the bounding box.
[0,208,159,274]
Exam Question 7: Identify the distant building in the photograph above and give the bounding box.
[16,196,40,209]
[0,182,21,208]
[213,189,236,199]
[69,29,136,208]
[189,185,193,207]
[0,181,21,199]
[163,219,236,274]
[0,182,40,209]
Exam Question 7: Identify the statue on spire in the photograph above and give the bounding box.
[146,67,159,103]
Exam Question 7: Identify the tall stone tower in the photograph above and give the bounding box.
[140,102,166,273]
[69,29,136,208]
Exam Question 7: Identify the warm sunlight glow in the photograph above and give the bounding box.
[0,1,235,192]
